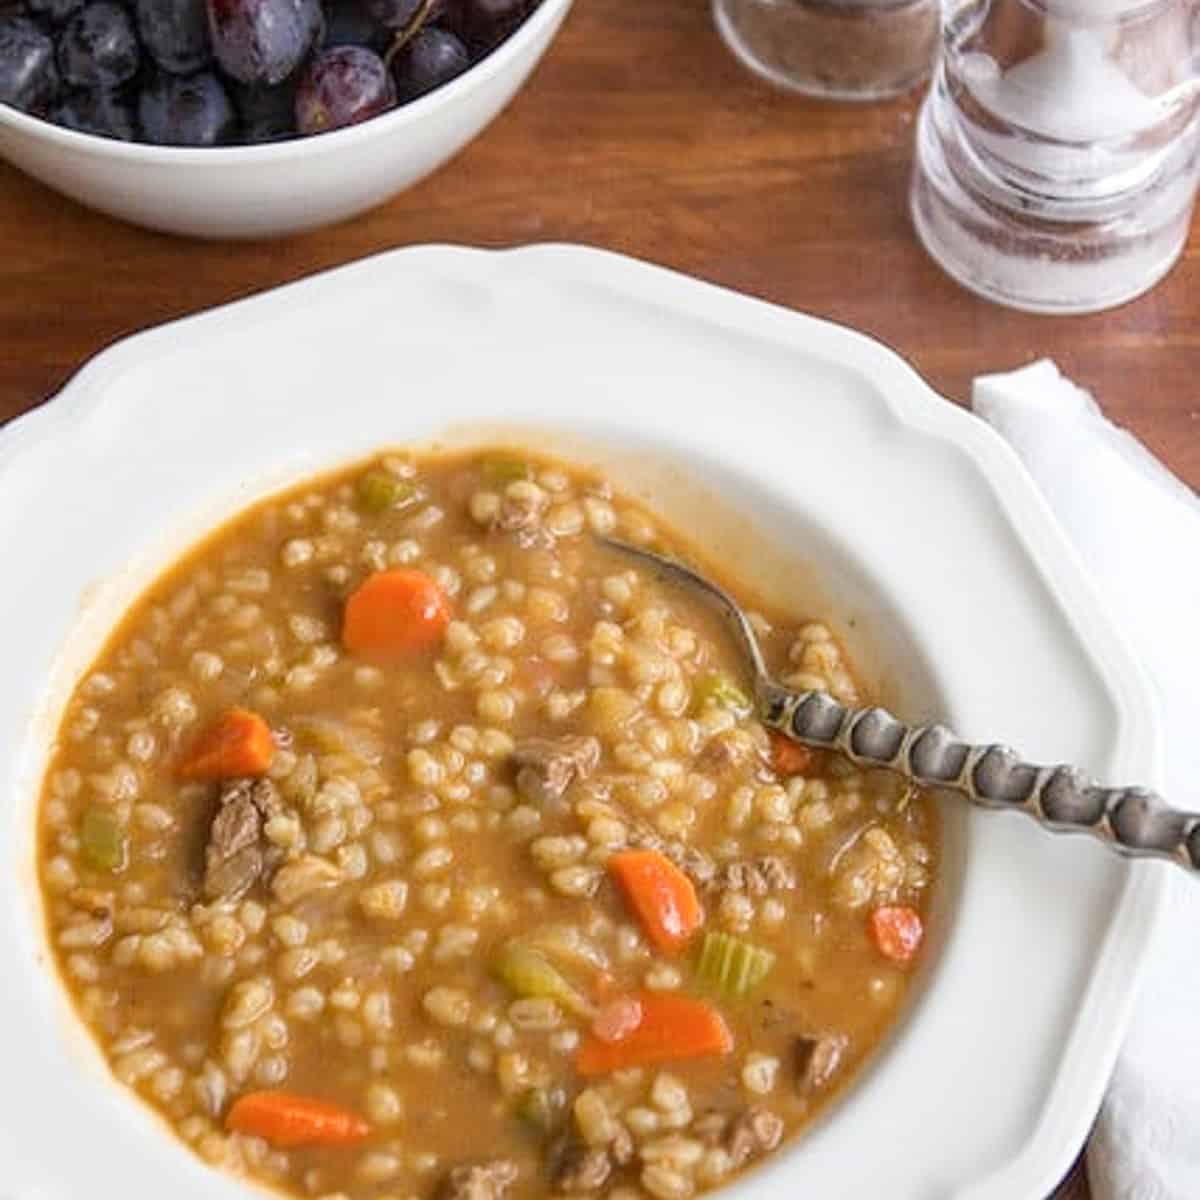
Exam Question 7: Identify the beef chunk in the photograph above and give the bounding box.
[550,1126,631,1194]
[625,827,793,896]
[725,1106,784,1168]
[683,849,718,888]
[794,1033,846,1092]
[705,856,795,896]
[203,777,282,903]
[626,823,716,887]
[512,736,601,805]
[554,1146,613,1194]
[439,1160,519,1200]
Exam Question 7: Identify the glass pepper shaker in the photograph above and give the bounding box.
[712,0,941,102]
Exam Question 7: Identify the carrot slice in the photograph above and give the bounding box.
[607,849,703,956]
[226,1090,370,1147]
[342,568,451,659]
[576,991,733,1075]
[868,905,924,965]
[768,730,817,777]
[178,709,274,780]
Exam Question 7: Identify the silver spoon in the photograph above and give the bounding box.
[602,537,1200,876]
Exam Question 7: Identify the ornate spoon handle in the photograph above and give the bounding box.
[757,680,1200,873]
[602,537,1199,875]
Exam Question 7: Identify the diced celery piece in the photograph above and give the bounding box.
[515,1086,564,1133]
[692,673,752,718]
[356,470,418,514]
[695,930,775,998]
[480,457,531,485]
[493,942,595,1018]
[80,806,127,872]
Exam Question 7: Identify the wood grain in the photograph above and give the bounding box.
[2,0,1198,484]
[1,1,1192,1194]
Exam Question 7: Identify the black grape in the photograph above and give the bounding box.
[364,0,418,30]
[57,1,140,90]
[462,0,523,52]
[7,0,541,143]
[295,43,393,133]
[391,25,466,102]
[136,0,212,74]
[206,0,321,85]
[50,86,136,137]
[0,15,60,112]
[138,68,236,144]
[25,0,86,27]
[322,0,385,50]
[232,76,296,140]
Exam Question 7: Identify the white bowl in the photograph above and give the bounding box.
[0,0,572,238]
[0,244,1167,1198]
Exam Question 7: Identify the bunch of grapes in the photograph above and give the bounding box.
[0,0,536,145]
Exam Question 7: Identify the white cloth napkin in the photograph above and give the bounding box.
[971,360,1200,1200]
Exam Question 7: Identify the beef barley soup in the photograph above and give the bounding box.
[38,449,937,1200]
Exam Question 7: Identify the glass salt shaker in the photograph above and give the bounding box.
[911,0,1200,314]
[712,0,941,101]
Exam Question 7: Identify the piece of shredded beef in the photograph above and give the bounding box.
[512,736,601,805]
[203,777,282,903]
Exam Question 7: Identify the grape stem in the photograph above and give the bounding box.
[383,0,436,69]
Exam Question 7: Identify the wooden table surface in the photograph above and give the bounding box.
[3,0,1195,1194]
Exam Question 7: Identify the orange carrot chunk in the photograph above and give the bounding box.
[607,849,703,956]
[868,905,924,965]
[178,708,274,780]
[576,991,733,1075]
[768,730,817,777]
[226,1090,370,1147]
[342,568,451,660]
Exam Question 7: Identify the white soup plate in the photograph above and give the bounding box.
[0,244,1166,1199]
